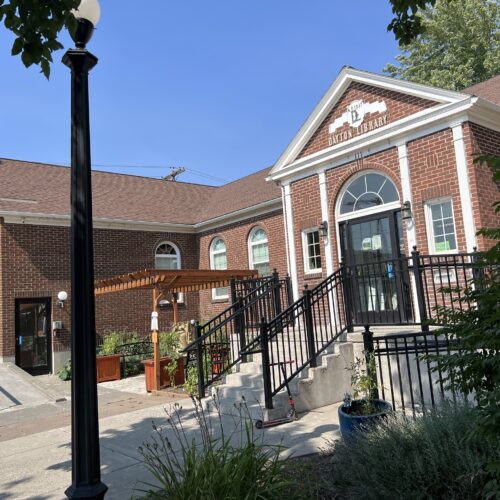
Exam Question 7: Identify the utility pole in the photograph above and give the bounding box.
[162,166,186,182]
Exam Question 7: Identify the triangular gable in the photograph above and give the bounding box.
[270,67,469,174]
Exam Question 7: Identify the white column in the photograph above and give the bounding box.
[452,124,477,252]
[283,183,299,300]
[397,142,417,253]
[318,171,334,276]
[319,171,342,345]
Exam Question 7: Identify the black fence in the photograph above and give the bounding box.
[343,248,482,329]
[182,271,292,396]
[183,249,485,405]
[364,327,461,417]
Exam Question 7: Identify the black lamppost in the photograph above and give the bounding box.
[62,1,107,498]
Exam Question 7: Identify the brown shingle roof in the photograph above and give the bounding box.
[0,158,280,225]
[464,75,500,106]
[200,166,280,221]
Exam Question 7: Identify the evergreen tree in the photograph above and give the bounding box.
[385,0,500,90]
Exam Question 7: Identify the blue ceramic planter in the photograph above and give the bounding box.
[338,399,392,440]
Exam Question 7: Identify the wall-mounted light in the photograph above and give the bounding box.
[402,201,412,221]
[158,300,170,308]
[319,221,329,238]
[57,290,68,308]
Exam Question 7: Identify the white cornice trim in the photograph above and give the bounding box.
[270,67,468,174]
[0,198,283,234]
[269,98,475,184]
[0,211,198,233]
[194,198,282,232]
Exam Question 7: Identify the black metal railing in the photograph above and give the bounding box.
[231,271,293,328]
[182,271,292,396]
[247,268,349,407]
[184,248,484,406]
[343,248,482,329]
[363,327,461,417]
[114,340,153,377]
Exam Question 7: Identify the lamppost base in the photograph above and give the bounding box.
[65,481,108,500]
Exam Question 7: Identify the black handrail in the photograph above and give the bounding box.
[181,271,292,396]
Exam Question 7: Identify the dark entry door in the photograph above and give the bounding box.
[15,298,52,375]
[340,211,412,325]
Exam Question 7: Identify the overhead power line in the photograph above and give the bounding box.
[51,161,230,184]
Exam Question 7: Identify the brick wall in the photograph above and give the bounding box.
[197,210,287,319]
[290,174,326,290]
[0,219,4,358]
[0,223,200,358]
[463,122,500,249]
[299,82,437,158]
[407,128,465,254]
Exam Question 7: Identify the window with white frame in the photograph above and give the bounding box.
[155,242,183,302]
[210,237,228,299]
[425,199,458,253]
[248,227,270,276]
[302,229,322,273]
[155,242,181,269]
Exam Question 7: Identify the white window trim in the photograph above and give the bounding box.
[155,241,184,303]
[424,197,459,255]
[210,238,229,300]
[248,226,270,276]
[336,170,401,222]
[302,228,322,274]
[155,241,182,269]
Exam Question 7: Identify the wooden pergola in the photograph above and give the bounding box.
[94,269,258,391]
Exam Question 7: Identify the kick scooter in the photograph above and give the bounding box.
[255,361,298,429]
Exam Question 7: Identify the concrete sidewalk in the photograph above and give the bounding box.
[0,395,341,499]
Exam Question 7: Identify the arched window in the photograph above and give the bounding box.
[155,242,181,270]
[210,238,228,299]
[339,172,399,215]
[248,227,270,276]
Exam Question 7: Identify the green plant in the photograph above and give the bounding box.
[137,396,290,499]
[99,330,141,355]
[346,352,379,415]
[57,359,71,381]
[426,154,500,495]
[328,404,499,499]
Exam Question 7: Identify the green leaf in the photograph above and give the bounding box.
[41,58,50,79]
[21,49,33,68]
[11,37,23,56]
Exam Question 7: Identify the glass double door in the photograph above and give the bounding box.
[15,298,52,375]
[340,211,412,325]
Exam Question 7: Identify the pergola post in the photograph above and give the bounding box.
[172,292,179,324]
[152,287,161,391]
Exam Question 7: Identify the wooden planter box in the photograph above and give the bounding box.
[96,354,121,383]
[143,356,185,392]
[210,347,230,375]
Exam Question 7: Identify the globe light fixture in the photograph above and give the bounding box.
[70,0,101,49]
[57,290,68,308]
[62,1,107,498]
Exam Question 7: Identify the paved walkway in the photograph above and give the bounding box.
[0,386,341,499]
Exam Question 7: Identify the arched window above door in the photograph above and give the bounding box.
[339,172,399,215]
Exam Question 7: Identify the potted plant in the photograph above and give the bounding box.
[143,323,187,391]
[338,352,391,439]
[96,331,126,383]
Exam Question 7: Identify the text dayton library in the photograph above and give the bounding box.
[0,67,499,375]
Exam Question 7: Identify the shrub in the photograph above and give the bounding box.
[137,397,290,499]
[329,404,499,499]
[58,359,71,381]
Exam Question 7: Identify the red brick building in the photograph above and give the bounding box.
[1,68,499,374]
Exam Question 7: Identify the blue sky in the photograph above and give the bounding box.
[0,1,399,185]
